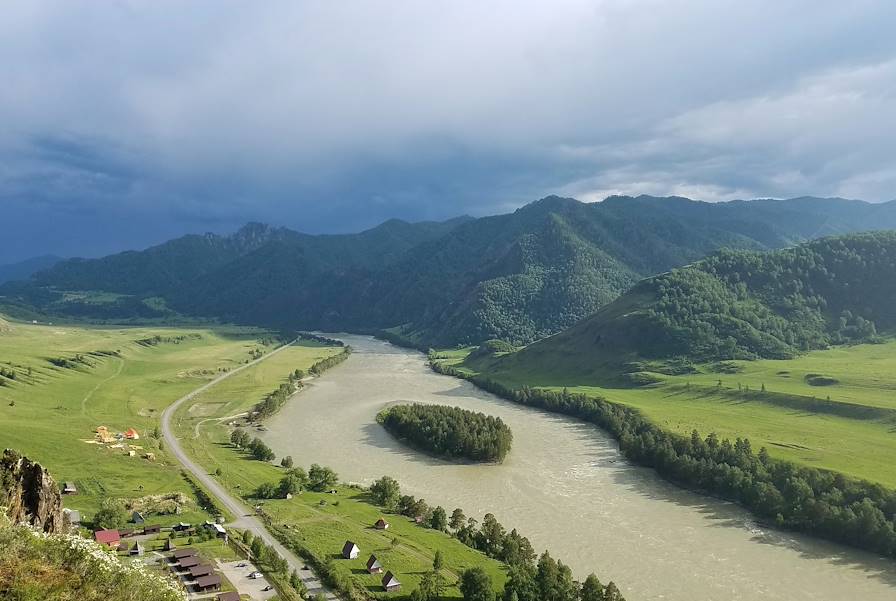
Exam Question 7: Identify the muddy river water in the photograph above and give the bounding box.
[261,334,896,600]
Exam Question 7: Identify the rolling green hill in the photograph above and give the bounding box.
[492,231,896,383]
[6,195,896,346]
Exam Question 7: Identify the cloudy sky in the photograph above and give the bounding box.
[2,1,896,262]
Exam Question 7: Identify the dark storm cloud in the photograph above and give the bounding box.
[1,0,896,261]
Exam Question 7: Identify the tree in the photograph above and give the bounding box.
[603,582,625,601]
[450,507,466,531]
[250,537,265,560]
[93,498,128,529]
[242,530,253,545]
[432,550,444,572]
[290,570,307,596]
[255,482,278,499]
[308,464,338,491]
[460,567,494,601]
[430,506,448,531]
[230,428,249,448]
[411,572,438,601]
[432,550,446,597]
[370,476,401,511]
[281,455,294,469]
[580,574,605,601]
[279,472,305,497]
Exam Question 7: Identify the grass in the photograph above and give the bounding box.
[266,489,507,599]
[441,339,896,488]
[0,318,275,523]
[172,343,508,600]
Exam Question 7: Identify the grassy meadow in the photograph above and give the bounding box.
[0,317,274,522]
[439,340,896,488]
[172,342,508,600]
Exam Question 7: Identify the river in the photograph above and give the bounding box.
[260,334,896,600]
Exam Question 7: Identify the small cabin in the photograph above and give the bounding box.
[194,574,222,593]
[94,529,120,547]
[62,482,77,495]
[131,511,145,524]
[382,571,401,592]
[172,548,198,559]
[366,555,383,574]
[173,522,192,532]
[189,564,214,578]
[375,518,390,530]
[217,592,240,601]
[125,428,140,440]
[342,540,360,559]
[177,556,202,569]
[143,524,161,535]
[130,541,145,556]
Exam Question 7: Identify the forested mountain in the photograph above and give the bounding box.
[3,195,896,346]
[499,232,896,378]
[0,255,63,285]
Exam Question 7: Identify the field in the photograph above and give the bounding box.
[0,317,275,522]
[440,340,896,488]
[172,343,508,599]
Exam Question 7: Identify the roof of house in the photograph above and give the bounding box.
[195,574,222,589]
[172,548,198,559]
[382,571,401,588]
[375,518,389,526]
[131,541,144,550]
[178,556,202,568]
[94,529,120,544]
[217,593,241,601]
[143,524,161,533]
[367,555,382,570]
[342,540,359,556]
[63,481,76,490]
[189,564,214,577]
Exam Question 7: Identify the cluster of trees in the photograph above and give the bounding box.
[0,365,17,381]
[634,232,896,360]
[377,403,513,463]
[367,476,624,601]
[432,361,896,559]
[230,429,275,462]
[252,347,351,419]
[296,332,346,347]
[255,464,339,499]
[240,529,308,597]
[308,346,351,376]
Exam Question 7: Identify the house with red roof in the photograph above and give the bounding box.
[94,529,120,547]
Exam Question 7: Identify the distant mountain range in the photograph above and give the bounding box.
[0,255,63,285]
[3,195,896,346]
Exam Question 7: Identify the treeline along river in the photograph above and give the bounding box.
[259,335,896,601]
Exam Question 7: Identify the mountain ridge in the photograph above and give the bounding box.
[5,195,896,346]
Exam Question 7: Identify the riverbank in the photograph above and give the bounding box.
[260,334,896,601]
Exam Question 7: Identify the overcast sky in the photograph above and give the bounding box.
[2,1,896,262]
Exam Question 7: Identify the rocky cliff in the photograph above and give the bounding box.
[1,448,63,533]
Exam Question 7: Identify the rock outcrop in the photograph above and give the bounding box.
[1,448,64,533]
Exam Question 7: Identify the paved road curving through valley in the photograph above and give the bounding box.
[160,341,337,600]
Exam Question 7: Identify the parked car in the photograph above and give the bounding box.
[249,571,263,579]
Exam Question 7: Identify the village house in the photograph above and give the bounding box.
[94,529,120,548]
[189,564,214,578]
[125,427,140,440]
[382,571,401,593]
[217,592,240,601]
[143,524,161,535]
[173,522,192,532]
[131,511,145,524]
[177,555,202,569]
[172,548,198,560]
[375,518,390,530]
[366,555,383,574]
[62,482,77,495]
[194,574,222,593]
[342,540,360,559]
